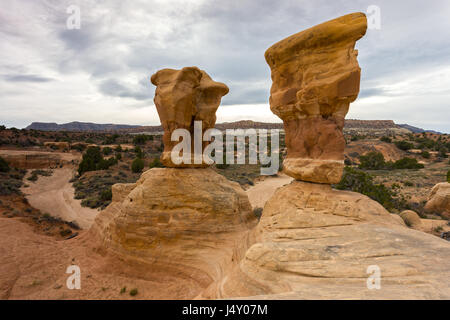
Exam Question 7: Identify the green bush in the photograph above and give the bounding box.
[78,147,116,175]
[134,146,144,159]
[129,288,138,296]
[104,134,119,145]
[447,170,450,183]
[421,151,431,159]
[335,167,398,211]
[131,158,145,173]
[390,157,424,169]
[100,188,112,201]
[395,140,414,151]
[359,152,386,170]
[380,136,392,143]
[133,134,149,145]
[102,147,113,156]
[0,156,10,173]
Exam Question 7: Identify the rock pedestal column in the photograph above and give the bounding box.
[265,13,367,183]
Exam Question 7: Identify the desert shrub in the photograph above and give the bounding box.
[131,158,145,173]
[395,140,414,151]
[359,152,386,170]
[115,153,122,161]
[133,134,149,145]
[134,146,144,158]
[27,173,38,181]
[447,170,450,183]
[0,125,6,130]
[0,168,25,195]
[335,167,398,211]
[102,147,113,156]
[0,156,10,173]
[71,144,86,152]
[149,157,164,169]
[421,151,431,159]
[100,188,113,201]
[104,134,119,145]
[78,147,116,175]
[81,197,102,208]
[129,288,138,296]
[403,181,414,187]
[380,136,392,143]
[438,147,448,158]
[390,157,424,169]
[115,145,123,152]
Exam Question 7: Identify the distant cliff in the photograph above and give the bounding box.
[25,120,438,133]
[26,121,142,132]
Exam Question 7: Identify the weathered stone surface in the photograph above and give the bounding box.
[265,13,367,183]
[425,182,450,219]
[111,183,136,203]
[151,67,229,167]
[400,210,423,230]
[202,181,450,299]
[0,150,75,169]
[91,168,256,292]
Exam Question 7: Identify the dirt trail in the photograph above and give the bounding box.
[246,174,293,209]
[21,168,98,229]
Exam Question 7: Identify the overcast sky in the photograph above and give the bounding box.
[1,0,449,132]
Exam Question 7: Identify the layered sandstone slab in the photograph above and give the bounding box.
[265,13,367,183]
[203,181,450,299]
[151,67,229,167]
[91,168,256,293]
[425,182,450,219]
[0,150,78,169]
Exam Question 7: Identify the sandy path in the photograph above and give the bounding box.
[21,168,98,229]
[246,174,293,209]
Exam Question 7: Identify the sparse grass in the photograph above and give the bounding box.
[120,287,126,294]
[73,170,140,209]
[0,168,26,195]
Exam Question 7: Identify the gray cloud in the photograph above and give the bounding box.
[99,77,153,101]
[2,74,54,83]
[0,0,449,132]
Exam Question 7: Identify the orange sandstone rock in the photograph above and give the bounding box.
[151,67,229,167]
[265,13,367,183]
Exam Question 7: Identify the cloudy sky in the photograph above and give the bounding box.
[1,0,449,132]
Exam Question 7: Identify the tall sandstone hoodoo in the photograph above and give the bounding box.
[90,67,256,297]
[151,67,229,167]
[265,13,367,184]
[201,13,450,300]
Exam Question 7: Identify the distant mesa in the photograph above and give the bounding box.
[26,121,142,132]
[24,119,427,133]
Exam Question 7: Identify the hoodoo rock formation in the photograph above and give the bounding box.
[201,13,450,300]
[90,67,256,296]
[265,13,367,184]
[151,67,229,167]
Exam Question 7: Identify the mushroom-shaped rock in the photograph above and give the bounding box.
[265,13,367,183]
[151,67,229,167]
